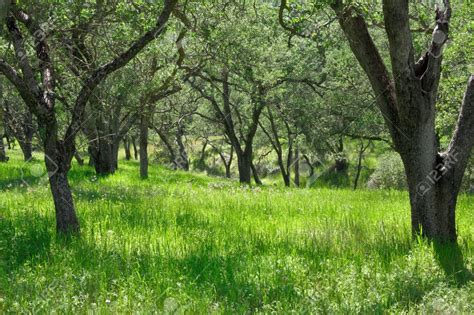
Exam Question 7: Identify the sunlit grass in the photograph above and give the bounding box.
[0,149,473,313]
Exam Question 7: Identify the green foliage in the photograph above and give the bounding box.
[368,153,407,190]
[1,151,474,313]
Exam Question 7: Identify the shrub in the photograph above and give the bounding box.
[367,153,407,190]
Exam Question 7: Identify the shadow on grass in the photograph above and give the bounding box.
[0,214,52,272]
[433,240,473,286]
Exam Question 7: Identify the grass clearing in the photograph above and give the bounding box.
[0,150,473,313]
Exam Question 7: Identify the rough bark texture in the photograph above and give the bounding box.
[42,116,81,234]
[49,171,80,234]
[331,1,473,241]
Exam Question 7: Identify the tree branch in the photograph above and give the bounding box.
[331,3,402,148]
[65,0,178,147]
[447,75,474,187]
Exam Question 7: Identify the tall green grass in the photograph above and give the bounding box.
[0,150,473,313]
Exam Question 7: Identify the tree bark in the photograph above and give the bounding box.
[175,123,189,171]
[18,139,32,160]
[132,136,138,160]
[225,147,233,178]
[331,1,473,241]
[354,141,370,190]
[0,136,7,162]
[237,151,252,184]
[294,146,300,187]
[49,171,80,234]
[0,107,7,162]
[251,162,263,185]
[42,117,80,234]
[74,150,84,166]
[139,115,149,179]
[124,137,131,160]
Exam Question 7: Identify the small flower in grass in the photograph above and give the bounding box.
[106,299,111,305]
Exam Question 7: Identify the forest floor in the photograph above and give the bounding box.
[1,150,473,313]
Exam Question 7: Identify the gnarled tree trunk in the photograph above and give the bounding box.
[330,0,474,241]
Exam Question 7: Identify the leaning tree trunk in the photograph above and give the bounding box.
[139,115,149,179]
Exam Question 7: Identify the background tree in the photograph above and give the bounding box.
[0,0,178,234]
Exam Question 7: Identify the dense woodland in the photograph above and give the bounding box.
[0,0,473,313]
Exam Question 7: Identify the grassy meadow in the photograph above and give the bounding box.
[0,150,473,313]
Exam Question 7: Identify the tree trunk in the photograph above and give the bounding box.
[18,140,32,161]
[401,137,458,242]
[197,140,208,171]
[331,1,474,242]
[19,111,34,161]
[225,161,232,178]
[6,134,14,149]
[74,151,84,166]
[93,139,115,175]
[294,147,300,187]
[139,115,149,179]
[0,104,8,162]
[353,154,363,191]
[353,141,369,190]
[0,136,7,162]
[42,118,80,235]
[251,162,263,185]
[132,136,138,160]
[275,149,290,187]
[49,171,80,234]
[176,125,189,171]
[302,155,315,177]
[111,141,120,170]
[88,145,95,167]
[237,151,252,184]
[124,137,131,160]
